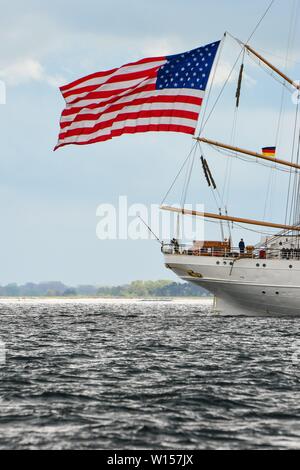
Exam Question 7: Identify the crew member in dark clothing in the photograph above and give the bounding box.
[239,239,245,254]
[171,238,180,254]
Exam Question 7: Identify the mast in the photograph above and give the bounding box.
[244,44,300,91]
[161,205,300,232]
[195,137,300,171]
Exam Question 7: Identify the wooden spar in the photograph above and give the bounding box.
[245,44,300,91]
[195,137,300,171]
[160,205,300,232]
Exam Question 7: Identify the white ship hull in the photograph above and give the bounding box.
[164,253,300,316]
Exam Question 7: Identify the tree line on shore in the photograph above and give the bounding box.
[0,280,210,298]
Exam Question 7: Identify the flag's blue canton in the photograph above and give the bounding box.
[156,41,220,91]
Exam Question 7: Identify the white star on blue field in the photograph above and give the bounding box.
[156,42,220,90]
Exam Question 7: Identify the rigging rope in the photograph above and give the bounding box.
[198,0,276,135]
[203,217,277,236]
[286,97,300,225]
[161,0,277,242]
[198,143,223,206]
[263,0,298,223]
[245,51,297,93]
[246,0,276,44]
[221,49,245,209]
[251,46,300,67]
[197,33,226,136]
[222,104,238,207]
[161,142,197,206]
[213,146,296,174]
[292,127,300,225]
[285,0,300,228]
[181,146,197,207]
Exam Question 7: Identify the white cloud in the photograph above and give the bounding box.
[0,59,43,85]
[243,71,257,88]
[210,60,257,89]
[44,74,66,88]
[213,61,237,86]
[139,37,184,57]
[0,58,65,87]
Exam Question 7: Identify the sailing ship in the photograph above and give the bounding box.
[160,31,300,316]
[55,0,300,316]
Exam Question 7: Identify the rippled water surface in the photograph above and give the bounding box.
[0,298,300,450]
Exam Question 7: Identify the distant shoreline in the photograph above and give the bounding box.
[0,296,213,303]
[0,280,210,299]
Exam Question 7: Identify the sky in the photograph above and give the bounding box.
[0,0,299,286]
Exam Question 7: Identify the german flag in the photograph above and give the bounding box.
[262,146,276,157]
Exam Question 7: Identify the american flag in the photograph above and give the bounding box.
[55,41,220,150]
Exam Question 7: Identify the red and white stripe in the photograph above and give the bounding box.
[55,56,204,150]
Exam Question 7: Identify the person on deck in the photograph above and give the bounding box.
[171,238,180,254]
[239,239,245,255]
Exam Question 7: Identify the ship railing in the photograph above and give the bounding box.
[161,244,300,260]
[161,244,250,257]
